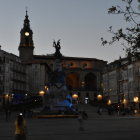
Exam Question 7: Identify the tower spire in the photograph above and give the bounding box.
[18,10,34,61]
[26,6,28,16]
[24,8,30,28]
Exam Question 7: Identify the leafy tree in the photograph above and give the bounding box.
[101,0,140,55]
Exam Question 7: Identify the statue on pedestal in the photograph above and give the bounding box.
[44,40,73,111]
[53,39,62,58]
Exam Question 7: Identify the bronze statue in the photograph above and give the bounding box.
[53,39,62,58]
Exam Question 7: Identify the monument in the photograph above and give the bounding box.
[45,40,76,114]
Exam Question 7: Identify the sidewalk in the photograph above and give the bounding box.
[78,104,140,120]
[1,108,140,140]
[0,105,140,121]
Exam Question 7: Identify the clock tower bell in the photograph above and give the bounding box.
[18,10,34,61]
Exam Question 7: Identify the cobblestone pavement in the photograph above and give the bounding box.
[0,105,140,140]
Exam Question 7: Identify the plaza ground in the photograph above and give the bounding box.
[0,105,140,140]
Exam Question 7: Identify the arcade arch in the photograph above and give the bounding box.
[66,72,80,90]
[84,73,97,91]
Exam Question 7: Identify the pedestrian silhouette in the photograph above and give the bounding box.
[15,113,27,140]
[4,106,11,121]
[82,111,88,120]
[78,111,84,131]
[97,106,102,115]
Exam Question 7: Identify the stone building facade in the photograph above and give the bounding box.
[102,54,140,108]
[24,56,106,104]
[18,11,107,104]
[0,48,27,107]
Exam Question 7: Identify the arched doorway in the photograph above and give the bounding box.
[66,73,80,90]
[84,73,97,91]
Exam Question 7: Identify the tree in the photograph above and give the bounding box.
[101,0,140,55]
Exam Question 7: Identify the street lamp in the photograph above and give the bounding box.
[72,94,78,99]
[5,94,9,99]
[134,97,139,103]
[97,94,102,101]
[39,90,45,106]
[123,98,127,105]
[45,86,49,92]
[72,94,78,104]
[4,93,10,107]
[134,97,139,113]
[107,99,111,105]
[39,90,45,96]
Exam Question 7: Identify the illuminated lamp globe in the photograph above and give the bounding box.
[72,94,78,99]
[39,90,45,96]
[107,99,111,105]
[97,94,102,101]
[123,99,127,104]
[134,97,139,103]
[5,94,9,99]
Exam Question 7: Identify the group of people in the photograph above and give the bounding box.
[9,104,138,140]
[97,104,136,116]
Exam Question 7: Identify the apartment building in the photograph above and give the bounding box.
[103,54,140,108]
[0,47,27,107]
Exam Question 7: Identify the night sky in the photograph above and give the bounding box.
[0,0,138,62]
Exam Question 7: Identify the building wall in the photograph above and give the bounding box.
[0,48,27,107]
[103,55,140,107]
[25,57,106,104]
[26,63,47,94]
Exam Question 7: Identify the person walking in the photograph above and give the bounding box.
[15,113,27,140]
[82,111,88,120]
[78,111,84,131]
[5,106,11,121]
[97,106,102,115]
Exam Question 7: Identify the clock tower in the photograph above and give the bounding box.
[18,10,34,61]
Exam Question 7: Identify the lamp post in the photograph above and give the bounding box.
[97,94,103,108]
[45,86,49,92]
[39,90,45,106]
[39,85,49,106]
[107,99,111,105]
[123,98,127,109]
[122,98,128,115]
[72,94,78,104]
[133,96,139,113]
[134,97,139,103]
[39,90,45,96]
[4,94,10,106]
[97,94,102,101]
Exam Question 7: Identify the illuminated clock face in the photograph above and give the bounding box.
[25,32,29,36]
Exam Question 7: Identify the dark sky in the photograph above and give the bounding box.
[0,0,136,62]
